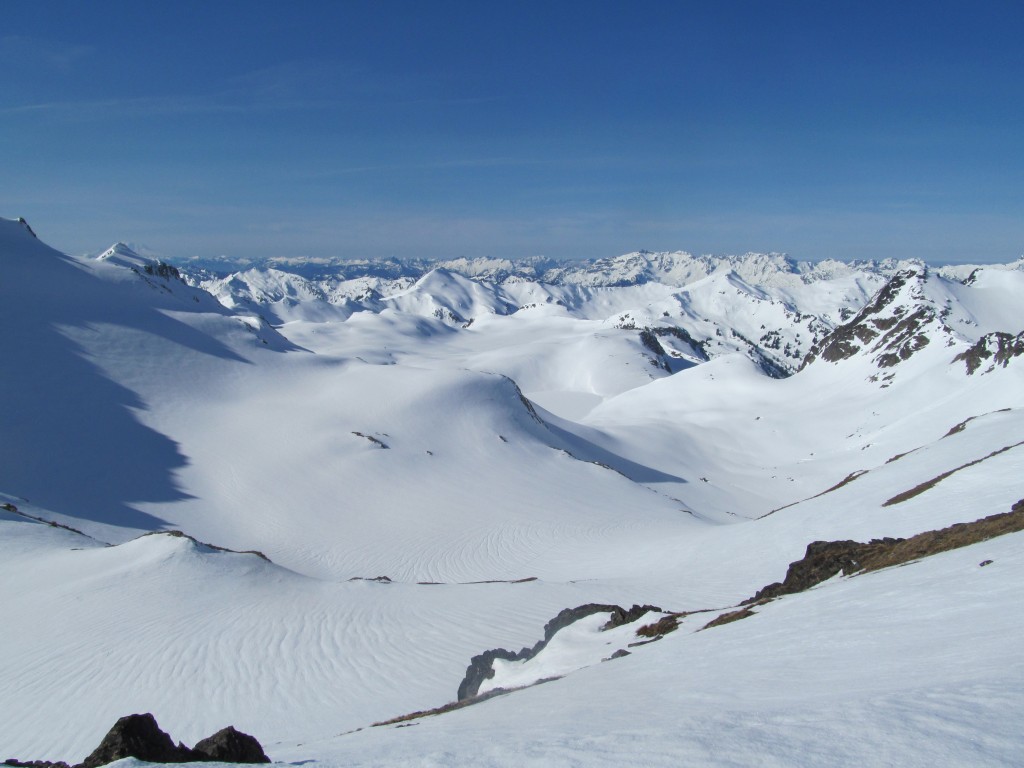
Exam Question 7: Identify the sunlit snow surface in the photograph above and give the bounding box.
[1,217,1022,766]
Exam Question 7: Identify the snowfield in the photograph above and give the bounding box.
[2,216,1022,766]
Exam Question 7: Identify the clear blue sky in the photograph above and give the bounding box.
[2,1,1022,264]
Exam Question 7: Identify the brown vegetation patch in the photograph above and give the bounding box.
[702,608,756,630]
[883,441,1024,506]
[373,677,566,729]
[860,500,1024,571]
[635,615,680,638]
[762,469,868,517]
[747,498,1024,604]
[943,408,1011,437]
[818,469,868,495]
[371,688,515,728]
[885,449,916,464]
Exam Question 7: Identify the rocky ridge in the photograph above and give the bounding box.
[4,714,269,768]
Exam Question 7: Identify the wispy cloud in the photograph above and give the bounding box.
[0,57,329,119]
[303,157,553,179]
[223,59,498,107]
[0,56,497,121]
[0,95,269,119]
[0,35,93,70]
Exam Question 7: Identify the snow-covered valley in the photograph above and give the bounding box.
[2,216,1022,766]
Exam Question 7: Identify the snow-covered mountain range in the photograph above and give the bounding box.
[3,216,1023,767]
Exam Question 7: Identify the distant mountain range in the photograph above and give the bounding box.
[139,244,1018,379]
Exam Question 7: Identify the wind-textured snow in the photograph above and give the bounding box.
[2,216,1022,766]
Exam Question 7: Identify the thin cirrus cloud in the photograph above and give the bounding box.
[0,94,282,120]
[0,57,493,120]
[220,59,501,112]
[303,157,556,179]
[0,34,93,70]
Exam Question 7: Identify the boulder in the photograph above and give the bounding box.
[192,727,270,764]
[78,713,194,768]
[6,714,272,768]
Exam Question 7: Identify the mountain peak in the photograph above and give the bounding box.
[97,241,141,260]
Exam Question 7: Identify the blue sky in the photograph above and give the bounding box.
[2,1,1022,264]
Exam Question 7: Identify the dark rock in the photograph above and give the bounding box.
[192,726,270,764]
[457,603,661,700]
[872,308,932,368]
[78,713,194,768]
[639,328,667,357]
[457,647,528,702]
[954,331,1024,375]
[601,604,664,631]
[800,269,935,370]
[351,431,389,449]
[142,262,182,281]
[653,325,708,360]
[979,560,994,567]
[8,715,272,768]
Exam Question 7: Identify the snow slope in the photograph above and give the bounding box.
[316,529,1024,768]
[2,216,1022,766]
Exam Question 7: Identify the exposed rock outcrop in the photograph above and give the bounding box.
[457,603,661,700]
[953,331,1024,374]
[78,714,193,768]
[4,713,271,768]
[800,267,938,372]
[192,726,270,764]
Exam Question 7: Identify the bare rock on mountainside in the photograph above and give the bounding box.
[457,603,662,700]
[77,714,193,768]
[954,331,1024,374]
[800,268,937,370]
[192,726,270,764]
[5,713,270,768]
